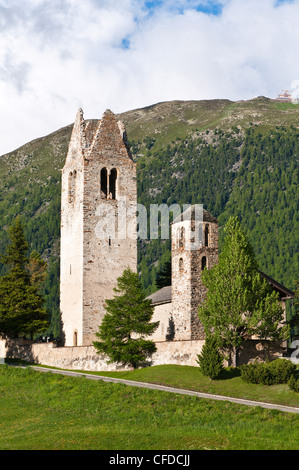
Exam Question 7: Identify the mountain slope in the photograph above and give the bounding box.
[0,97,298,337]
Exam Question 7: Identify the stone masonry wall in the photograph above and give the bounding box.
[2,338,205,370]
[60,109,137,347]
[171,210,218,341]
[82,110,137,345]
[190,221,218,339]
[1,338,284,371]
[60,110,85,347]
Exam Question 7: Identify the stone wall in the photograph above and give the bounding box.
[237,339,285,365]
[1,338,205,370]
[150,302,173,342]
[60,111,85,347]
[82,110,137,346]
[171,207,218,341]
[1,337,285,371]
[60,109,137,347]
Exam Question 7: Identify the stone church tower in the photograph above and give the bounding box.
[60,109,137,347]
[171,206,218,340]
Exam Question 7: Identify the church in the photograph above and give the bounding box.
[0,107,294,369]
[59,108,294,367]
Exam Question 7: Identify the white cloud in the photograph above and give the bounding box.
[0,0,298,155]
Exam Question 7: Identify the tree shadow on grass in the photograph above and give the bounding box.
[218,367,241,380]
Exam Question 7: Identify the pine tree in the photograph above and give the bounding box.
[198,216,289,366]
[0,217,49,339]
[93,267,159,368]
[197,335,223,380]
[290,277,299,338]
[156,260,171,289]
[28,250,47,290]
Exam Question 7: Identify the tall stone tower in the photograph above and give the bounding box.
[60,109,137,347]
[171,205,218,340]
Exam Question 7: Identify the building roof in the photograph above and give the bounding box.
[259,270,294,300]
[172,205,218,225]
[147,285,172,305]
[147,272,294,306]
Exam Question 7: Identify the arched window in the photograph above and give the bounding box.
[179,258,184,273]
[109,168,117,200]
[201,256,207,270]
[204,224,209,247]
[101,167,108,199]
[73,330,78,347]
[179,227,185,248]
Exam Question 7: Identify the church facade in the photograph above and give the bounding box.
[60,109,137,347]
[59,108,294,367]
[0,108,294,369]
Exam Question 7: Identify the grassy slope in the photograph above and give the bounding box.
[1,365,299,450]
[120,97,299,145]
[32,363,299,409]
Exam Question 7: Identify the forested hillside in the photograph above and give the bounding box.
[0,98,297,338]
[135,124,298,299]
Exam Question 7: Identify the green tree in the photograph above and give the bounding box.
[0,218,49,339]
[27,249,47,290]
[198,216,289,366]
[155,260,171,289]
[93,267,159,369]
[290,277,299,338]
[197,334,223,380]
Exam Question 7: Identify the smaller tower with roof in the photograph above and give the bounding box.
[171,206,218,340]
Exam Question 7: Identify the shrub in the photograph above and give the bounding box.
[197,335,223,380]
[240,359,296,385]
[288,375,299,393]
[267,358,296,383]
[240,363,267,384]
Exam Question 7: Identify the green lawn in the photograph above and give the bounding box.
[1,364,299,450]
[37,363,299,409]
[112,365,299,407]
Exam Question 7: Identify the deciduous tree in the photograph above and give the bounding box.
[198,216,289,366]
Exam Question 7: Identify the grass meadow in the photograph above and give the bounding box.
[0,364,299,450]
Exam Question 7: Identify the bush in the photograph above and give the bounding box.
[240,359,296,385]
[288,375,299,393]
[240,363,268,385]
[197,335,223,380]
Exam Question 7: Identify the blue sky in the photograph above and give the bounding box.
[144,0,224,14]
[144,0,294,15]
[0,0,298,154]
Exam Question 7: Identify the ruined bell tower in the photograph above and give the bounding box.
[60,109,137,347]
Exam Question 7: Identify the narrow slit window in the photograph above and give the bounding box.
[201,256,207,270]
[68,170,77,203]
[109,168,117,200]
[101,168,108,199]
[68,171,73,203]
[179,227,185,248]
[72,170,77,203]
[179,257,184,273]
[204,225,209,247]
[176,228,180,249]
